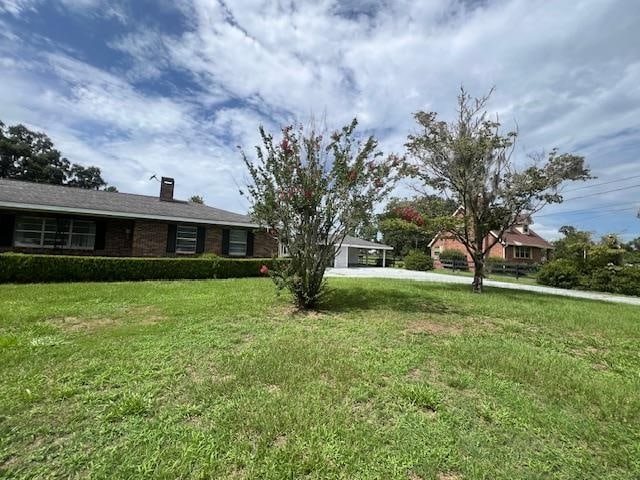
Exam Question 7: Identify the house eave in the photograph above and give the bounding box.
[341,243,394,250]
[0,201,260,228]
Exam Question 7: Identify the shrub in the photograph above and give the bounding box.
[585,266,640,296]
[0,253,285,284]
[438,249,467,261]
[404,250,433,271]
[536,259,582,289]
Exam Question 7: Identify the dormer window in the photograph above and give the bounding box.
[522,224,529,234]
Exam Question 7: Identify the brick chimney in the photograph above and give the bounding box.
[159,177,175,201]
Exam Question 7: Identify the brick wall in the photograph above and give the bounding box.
[253,230,278,257]
[102,220,134,256]
[204,225,222,255]
[131,220,168,257]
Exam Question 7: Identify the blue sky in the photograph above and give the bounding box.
[1,0,639,241]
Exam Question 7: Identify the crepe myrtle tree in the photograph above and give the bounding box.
[405,88,591,293]
[241,119,401,309]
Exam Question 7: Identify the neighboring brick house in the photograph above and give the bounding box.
[0,177,277,258]
[429,210,554,268]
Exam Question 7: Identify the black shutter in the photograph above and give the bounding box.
[196,226,206,254]
[94,220,107,250]
[221,229,230,255]
[166,224,177,253]
[246,230,254,257]
[0,214,15,247]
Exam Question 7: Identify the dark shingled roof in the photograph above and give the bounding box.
[0,178,256,227]
[494,228,555,249]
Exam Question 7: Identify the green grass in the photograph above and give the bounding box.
[1,278,639,479]
[432,268,539,285]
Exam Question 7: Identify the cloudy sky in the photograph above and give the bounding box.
[1,0,639,240]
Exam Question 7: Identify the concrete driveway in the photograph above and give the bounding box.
[325,267,640,306]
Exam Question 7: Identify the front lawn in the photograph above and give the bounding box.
[1,278,638,479]
[430,268,539,285]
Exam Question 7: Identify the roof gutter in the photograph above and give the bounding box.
[341,243,394,250]
[0,201,260,228]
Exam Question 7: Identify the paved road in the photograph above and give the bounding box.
[325,267,640,306]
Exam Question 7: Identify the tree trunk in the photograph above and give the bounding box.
[472,254,484,293]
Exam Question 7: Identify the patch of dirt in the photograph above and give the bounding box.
[273,434,287,448]
[266,384,280,393]
[51,316,119,332]
[570,346,604,357]
[229,467,247,479]
[407,368,423,380]
[404,320,463,336]
[437,474,462,480]
[408,472,424,480]
[50,306,166,332]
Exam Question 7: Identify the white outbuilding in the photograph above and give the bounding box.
[333,235,394,268]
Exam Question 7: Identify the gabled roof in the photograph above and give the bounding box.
[341,235,393,250]
[491,228,554,249]
[0,178,257,227]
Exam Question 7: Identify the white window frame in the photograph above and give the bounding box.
[514,246,532,259]
[14,216,96,250]
[229,229,248,256]
[175,225,198,254]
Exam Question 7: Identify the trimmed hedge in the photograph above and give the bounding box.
[0,253,285,284]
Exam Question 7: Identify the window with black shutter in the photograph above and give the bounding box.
[0,214,15,247]
[166,224,177,253]
[196,226,206,253]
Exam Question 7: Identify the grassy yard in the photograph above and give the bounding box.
[430,268,539,285]
[1,278,639,479]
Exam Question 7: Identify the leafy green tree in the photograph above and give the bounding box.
[553,226,593,269]
[242,119,400,309]
[0,120,113,190]
[189,195,204,204]
[378,196,456,256]
[67,164,106,190]
[405,88,591,292]
[104,186,119,192]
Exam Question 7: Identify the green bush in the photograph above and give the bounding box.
[536,259,582,289]
[438,249,467,261]
[403,250,433,271]
[0,253,285,284]
[585,266,640,296]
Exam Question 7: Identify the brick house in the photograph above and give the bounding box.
[0,177,277,258]
[429,210,554,268]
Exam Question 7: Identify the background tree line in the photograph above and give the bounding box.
[0,120,116,191]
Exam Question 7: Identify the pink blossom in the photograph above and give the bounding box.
[260,265,269,275]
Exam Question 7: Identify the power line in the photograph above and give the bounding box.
[564,207,638,222]
[537,203,640,217]
[563,208,640,222]
[561,183,640,202]
[561,173,640,193]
